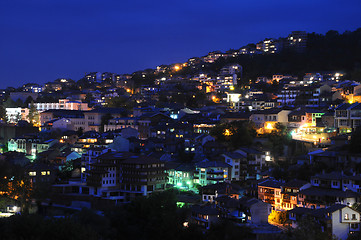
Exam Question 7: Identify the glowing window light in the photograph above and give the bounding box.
[265,122,274,130]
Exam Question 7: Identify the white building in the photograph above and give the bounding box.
[6,108,30,123]
[33,99,90,112]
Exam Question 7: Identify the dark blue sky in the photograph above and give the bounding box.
[1,0,360,89]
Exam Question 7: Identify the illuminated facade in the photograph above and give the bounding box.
[194,161,230,186]
[335,103,361,133]
[167,163,194,189]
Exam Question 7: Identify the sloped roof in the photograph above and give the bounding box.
[196,161,230,168]
[258,179,283,189]
[223,152,245,159]
[283,179,309,188]
[299,186,360,198]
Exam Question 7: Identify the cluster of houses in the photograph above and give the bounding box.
[2,30,361,239]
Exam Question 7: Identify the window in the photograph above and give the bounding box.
[351,223,359,229]
[345,213,349,220]
[29,171,36,176]
[332,181,339,186]
[41,171,47,176]
[352,214,357,220]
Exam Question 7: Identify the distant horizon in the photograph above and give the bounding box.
[1,0,361,89]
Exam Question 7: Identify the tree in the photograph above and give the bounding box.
[104,96,134,111]
[282,216,338,240]
[0,104,8,123]
[210,121,256,149]
[206,220,254,240]
[84,93,94,104]
[24,96,34,107]
[265,123,291,159]
[27,101,40,126]
[349,127,361,153]
[3,97,17,108]
[268,210,288,224]
[100,113,113,133]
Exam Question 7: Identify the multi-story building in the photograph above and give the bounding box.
[166,163,194,189]
[119,156,166,201]
[258,179,283,209]
[335,103,361,133]
[257,38,282,54]
[219,64,241,75]
[41,108,126,132]
[194,161,230,186]
[280,180,311,210]
[8,136,58,158]
[5,107,30,123]
[249,108,292,130]
[33,99,90,112]
[215,75,237,91]
[222,152,247,181]
[23,83,43,93]
[258,179,312,211]
[203,51,223,63]
[289,205,361,240]
[298,171,361,209]
[286,31,307,52]
[83,151,167,202]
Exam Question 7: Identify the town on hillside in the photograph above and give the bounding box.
[1,29,361,240]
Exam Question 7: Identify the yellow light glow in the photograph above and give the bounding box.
[229,86,235,91]
[174,65,180,71]
[265,122,274,130]
[212,96,220,103]
[224,129,232,136]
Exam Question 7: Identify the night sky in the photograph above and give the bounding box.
[1,0,360,89]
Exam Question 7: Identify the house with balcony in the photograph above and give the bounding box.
[235,147,272,178]
[166,163,195,190]
[280,180,311,210]
[201,182,243,203]
[258,179,283,209]
[85,151,135,202]
[249,108,292,131]
[222,152,247,181]
[335,102,361,133]
[298,171,361,209]
[119,156,167,201]
[194,160,230,186]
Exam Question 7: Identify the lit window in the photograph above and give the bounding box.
[41,171,47,176]
[29,172,36,176]
[345,213,349,220]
